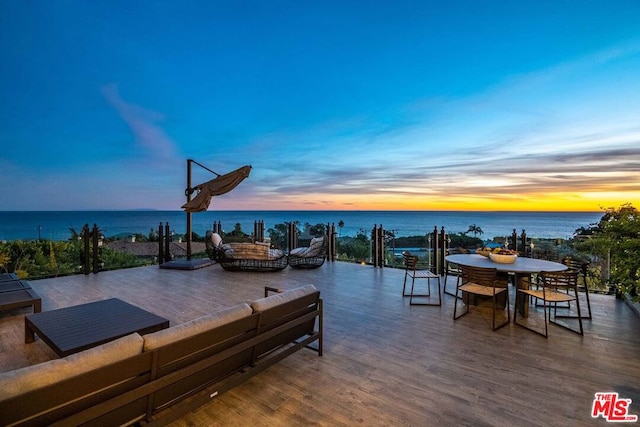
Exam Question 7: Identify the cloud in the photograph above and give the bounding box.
[100,84,177,160]
[240,116,640,209]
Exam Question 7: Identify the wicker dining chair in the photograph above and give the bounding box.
[514,270,583,337]
[402,252,441,306]
[453,265,510,331]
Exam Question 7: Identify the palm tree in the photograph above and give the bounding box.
[467,224,484,237]
[338,220,344,236]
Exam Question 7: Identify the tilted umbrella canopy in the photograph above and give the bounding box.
[181,165,251,212]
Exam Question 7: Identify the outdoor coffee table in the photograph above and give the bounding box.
[25,298,169,357]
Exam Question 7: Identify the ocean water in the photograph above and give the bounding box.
[0,210,603,242]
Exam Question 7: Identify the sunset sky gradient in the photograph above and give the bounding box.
[1,1,639,212]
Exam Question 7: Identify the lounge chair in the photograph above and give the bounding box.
[205,231,288,272]
[288,236,326,269]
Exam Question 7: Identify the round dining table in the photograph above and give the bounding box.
[445,253,568,316]
[445,254,568,274]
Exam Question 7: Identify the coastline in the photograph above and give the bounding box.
[0,210,602,242]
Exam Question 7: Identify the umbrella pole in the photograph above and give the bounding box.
[186,159,193,260]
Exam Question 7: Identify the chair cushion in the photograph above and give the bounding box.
[291,237,324,258]
[267,248,285,259]
[221,243,284,261]
[307,237,324,255]
[251,284,318,313]
[210,232,222,247]
[143,303,252,351]
[221,243,269,260]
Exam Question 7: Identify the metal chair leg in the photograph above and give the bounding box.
[443,272,461,298]
[410,276,441,306]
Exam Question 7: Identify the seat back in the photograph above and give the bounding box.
[561,257,588,271]
[561,257,589,287]
[460,265,499,287]
[305,236,326,257]
[402,253,419,271]
[445,248,467,274]
[251,287,321,359]
[540,270,579,290]
[291,236,325,258]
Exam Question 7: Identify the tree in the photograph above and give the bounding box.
[466,224,484,238]
[133,233,148,242]
[267,223,288,249]
[338,220,344,236]
[574,203,640,301]
[223,223,251,243]
[68,227,81,241]
[0,251,9,273]
[306,223,325,238]
[147,228,159,242]
[450,232,483,249]
[226,223,246,237]
[0,240,84,279]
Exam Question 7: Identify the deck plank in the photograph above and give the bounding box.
[0,262,639,426]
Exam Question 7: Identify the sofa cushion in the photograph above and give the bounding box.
[65,332,144,372]
[0,333,144,402]
[0,359,70,402]
[251,285,318,313]
[210,232,222,247]
[143,303,253,351]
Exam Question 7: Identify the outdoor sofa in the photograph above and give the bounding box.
[0,285,323,426]
[206,231,288,272]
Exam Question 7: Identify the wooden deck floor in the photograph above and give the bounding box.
[1,261,639,426]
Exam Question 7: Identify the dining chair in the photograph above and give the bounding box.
[514,270,584,337]
[443,248,467,297]
[561,257,592,319]
[402,252,441,306]
[453,265,510,331]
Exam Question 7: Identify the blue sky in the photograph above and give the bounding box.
[1,1,639,211]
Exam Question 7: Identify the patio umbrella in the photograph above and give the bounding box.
[181,165,252,212]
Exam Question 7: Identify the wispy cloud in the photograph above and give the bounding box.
[101,84,177,160]
[239,107,640,209]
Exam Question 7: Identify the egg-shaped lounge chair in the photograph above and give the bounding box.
[206,231,288,272]
[288,236,326,269]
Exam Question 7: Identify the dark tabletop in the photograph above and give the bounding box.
[25,298,169,357]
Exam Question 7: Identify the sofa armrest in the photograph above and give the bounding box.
[264,286,284,297]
